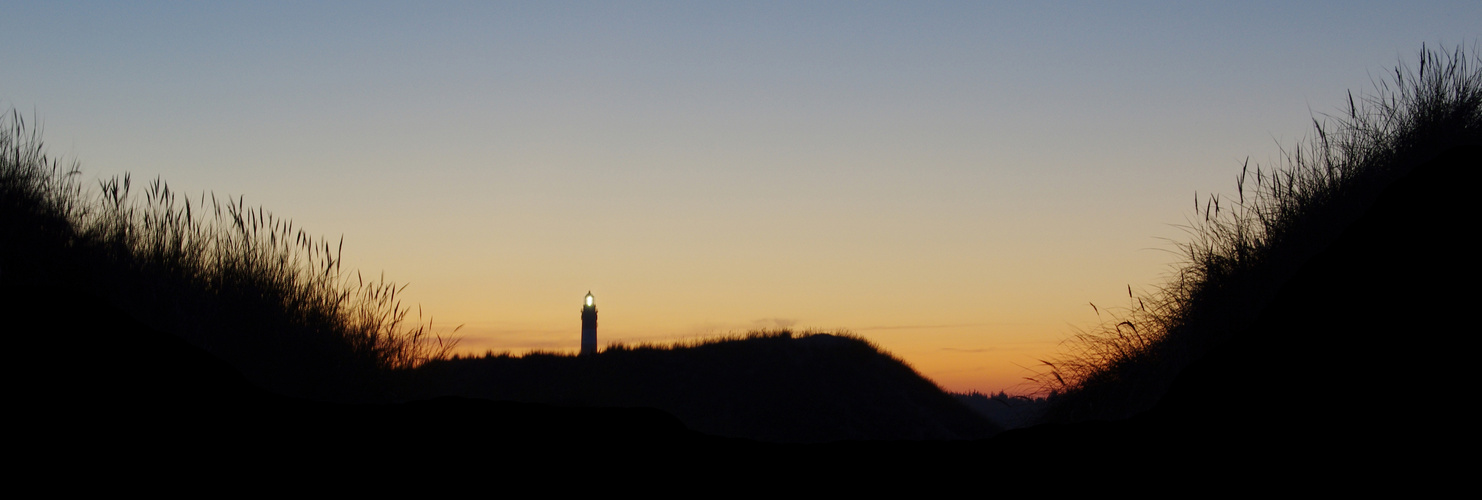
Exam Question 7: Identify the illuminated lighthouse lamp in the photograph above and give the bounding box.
[580,291,597,355]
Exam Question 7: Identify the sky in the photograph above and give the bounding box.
[3,1,1478,394]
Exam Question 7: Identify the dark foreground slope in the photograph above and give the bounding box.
[3,287,693,443]
[990,145,1478,477]
[1154,146,1477,447]
[4,283,995,455]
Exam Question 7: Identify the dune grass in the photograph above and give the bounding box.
[0,111,459,401]
[1031,44,1482,422]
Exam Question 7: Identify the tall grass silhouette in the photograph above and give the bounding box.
[1032,44,1482,422]
[0,112,458,401]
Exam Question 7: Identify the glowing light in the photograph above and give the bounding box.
[585,293,594,307]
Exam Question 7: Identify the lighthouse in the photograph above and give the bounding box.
[580,291,597,355]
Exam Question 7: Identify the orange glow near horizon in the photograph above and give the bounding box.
[402,254,1158,395]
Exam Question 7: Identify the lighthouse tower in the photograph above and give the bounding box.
[580,291,597,355]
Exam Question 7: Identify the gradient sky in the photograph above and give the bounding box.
[4,2,1478,393]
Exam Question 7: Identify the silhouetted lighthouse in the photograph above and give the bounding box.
[580,291,597,355]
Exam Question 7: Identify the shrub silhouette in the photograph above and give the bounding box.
[1032,44,1482,423]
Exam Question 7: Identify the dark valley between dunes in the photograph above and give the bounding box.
[4,47,1477,477]
[10,144,1475,469]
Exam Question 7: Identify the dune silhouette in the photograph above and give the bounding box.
[987,144,1478,471]
[409,332,1000,442]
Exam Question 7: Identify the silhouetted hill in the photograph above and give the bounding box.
[406,333,1000,442]
[4,282,994,452]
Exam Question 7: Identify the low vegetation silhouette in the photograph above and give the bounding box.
[1030,44,1481,424]
[952,390,1048,429]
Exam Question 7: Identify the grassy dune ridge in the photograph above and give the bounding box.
[0,112,460,401]
[1033,44,1482,423]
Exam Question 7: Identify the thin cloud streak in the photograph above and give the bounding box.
[850,323,991,331]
